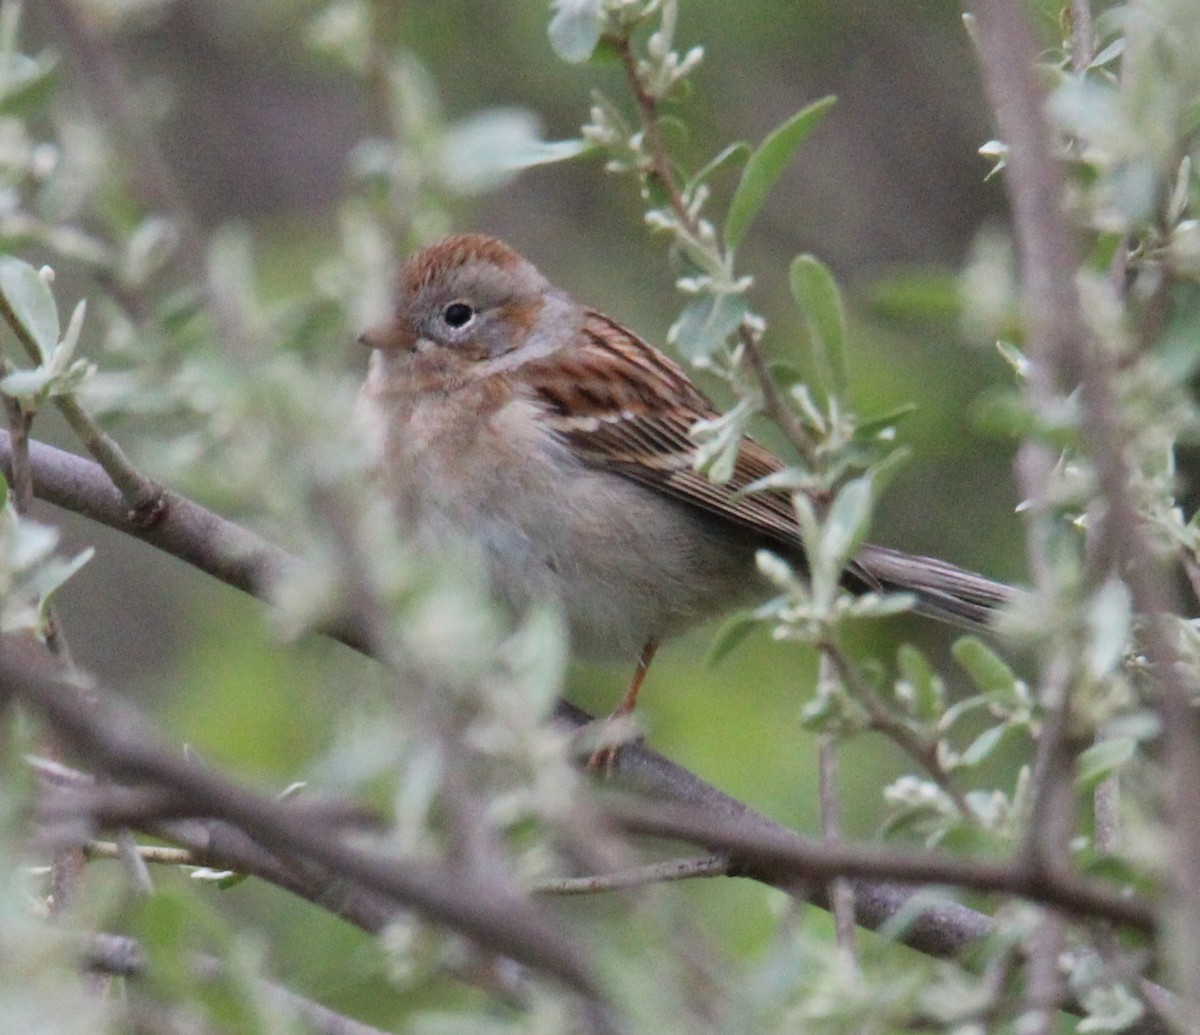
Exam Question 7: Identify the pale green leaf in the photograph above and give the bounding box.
[548,0,605,63]
[724,95,835,250]
[959,723,1010,768]
[1086,577,1131,679]
[789,253,848,396]
[440,108,587,195]
[706,611,758,667]
[897,644,944,722]
[0,51,57,116]
[669,291,747,360]
[820,474,873,572]
[686,141,751,194]
[37,547,94,620]
[0,255,58,359]
[0,366,51,403]
[952,636,1018,696]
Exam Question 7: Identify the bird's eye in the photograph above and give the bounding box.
[441,301,475,329]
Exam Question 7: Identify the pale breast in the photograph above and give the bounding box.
[361,361,764,660]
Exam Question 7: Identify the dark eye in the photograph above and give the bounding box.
[441,301,475,328]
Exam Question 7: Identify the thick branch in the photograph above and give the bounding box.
[611,798,1154,933]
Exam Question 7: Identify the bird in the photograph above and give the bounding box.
[358,233,1012,764]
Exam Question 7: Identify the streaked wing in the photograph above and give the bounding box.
[520,309,806,554]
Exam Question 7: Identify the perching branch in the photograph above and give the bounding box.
[609,797,1154,934]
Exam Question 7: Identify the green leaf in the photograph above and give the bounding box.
[548,0,605,63]
[1076,736,1136,793]
[35,547,94,621]
[724,95,835,250]
[0,367,52,403]
[669,291,747,360]
[508,136,594,169]
[897,644,944,722]
[686,141,751,194]
[790,253,848,396]
[959,723,1013,768]
[1086,577,1131,679]
[853,403,918,443]
[821,474,873,573]
[215,871,250,890]
[706,611,758,667]
[869,270,962,325]
[0,255,59,359]
[439,109,591,194]
[952,636,1018,696]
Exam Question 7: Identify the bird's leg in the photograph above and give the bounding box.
[587,639,659,773]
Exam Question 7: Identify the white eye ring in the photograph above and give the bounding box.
[441,301,475,329]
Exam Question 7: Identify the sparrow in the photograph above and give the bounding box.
[358,234,1011,759]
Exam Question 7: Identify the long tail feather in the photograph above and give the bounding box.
[854,543,1014,629]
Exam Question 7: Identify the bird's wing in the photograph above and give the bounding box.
[519,309,809,555]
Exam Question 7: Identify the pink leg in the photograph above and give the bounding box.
[588,639,659,773]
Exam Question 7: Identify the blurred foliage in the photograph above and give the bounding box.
[0,0,1198,1031]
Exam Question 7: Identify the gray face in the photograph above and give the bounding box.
[402,254,549,360]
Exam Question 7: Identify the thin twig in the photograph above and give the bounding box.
[532,854,729,895]
[1069,0,1095,72]
[614,33,819,466]
[0,358,87,914]
[40,0,205,279]
[823,644,974,818]
[0,432,1007,955]
[84,935,398,1035]
[817,653,856,956]
[84,841,197,867]
[3,434,1177,1032]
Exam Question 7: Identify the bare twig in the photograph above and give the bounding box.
[1069,0,1095,72]
[40,0,204,278]
[83,841,196,867]
[612,796,1155,933]
[532,854,729,895]
[0,359,87,913]
[816,652,856,956]
[3,433,1178,1031]
[823,644,973,817]
[0,432,1050,955]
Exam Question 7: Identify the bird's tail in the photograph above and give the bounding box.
[854,543,1014,630]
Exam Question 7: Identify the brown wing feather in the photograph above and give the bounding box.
[520,310,808,555]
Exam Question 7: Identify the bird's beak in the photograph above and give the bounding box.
[357,321,415,352]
